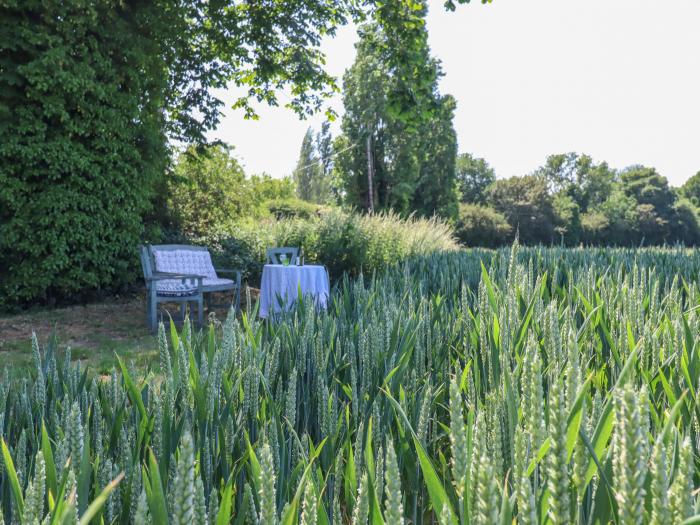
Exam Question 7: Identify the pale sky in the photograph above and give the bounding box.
[209,0,700,187]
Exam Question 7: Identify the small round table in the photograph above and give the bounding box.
[259,264,330,318]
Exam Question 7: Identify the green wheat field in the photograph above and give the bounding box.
[2,244,700,524]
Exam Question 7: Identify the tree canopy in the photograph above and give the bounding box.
[681,172,700,208]
[334,4,458,219]
[456,153,496,204]
[486,175,555,244]
[293,127,332,204]
[167,145,250,236]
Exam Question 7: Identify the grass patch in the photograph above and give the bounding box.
[0,289,255,376]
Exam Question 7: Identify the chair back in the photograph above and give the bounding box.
[266,247,299,265]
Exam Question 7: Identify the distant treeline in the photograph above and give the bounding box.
[453,152,700,247]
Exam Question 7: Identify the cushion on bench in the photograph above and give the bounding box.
[155,280,201,297]
[152,248,218,295]
[203,277,234,287]
[153,249,218,278]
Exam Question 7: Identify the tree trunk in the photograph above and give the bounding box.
[366,133,374,214]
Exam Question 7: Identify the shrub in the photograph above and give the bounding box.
[454,204,512,247]
[272,210,459,279]
[266,198,321,219]
[170,210,459,284]
[166,146,302,236]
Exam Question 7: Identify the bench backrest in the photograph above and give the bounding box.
[149,244,218,279]
[139,245,154,289]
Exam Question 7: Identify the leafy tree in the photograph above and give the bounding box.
[167,145,251,236]
[454,204,512,247]
[593,189,640,245]
[534,153,616,211]
[618,165,677,244]
[316,121,347,204]
[575,160,617,211]
[681,171,700,208]
[620,166,675,214]
[635,204,670,245]
[456,153,496,204]
[335,6,458,218]
[412,95,459,219]
[334,22,399,213]
[486,175,555,244]
[371,0,491,123]
[534,152,582,193]
[671,198,700,245]
[552,192,581,245]
[293,127,332,204]
[294,128,321,202]
[317,122,334,181]
[249,174,295,204]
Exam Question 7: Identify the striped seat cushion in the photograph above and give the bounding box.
[203,277,234,287]
[155,280,200,297]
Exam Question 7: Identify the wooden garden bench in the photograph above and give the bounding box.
[140,244,242,331]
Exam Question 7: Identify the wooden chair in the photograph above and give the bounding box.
[266,247,300,265]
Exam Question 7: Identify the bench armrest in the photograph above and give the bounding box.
[214,268,242,275]
[215,268,242,289]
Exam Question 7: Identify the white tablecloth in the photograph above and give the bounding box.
[259,264,330,318]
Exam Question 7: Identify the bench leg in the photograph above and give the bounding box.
[198,295,204,327]
[149,297,157,332]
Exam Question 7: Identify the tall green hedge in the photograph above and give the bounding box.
[0,2,167,307]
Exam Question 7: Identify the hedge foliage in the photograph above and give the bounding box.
[0,2,167,308]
